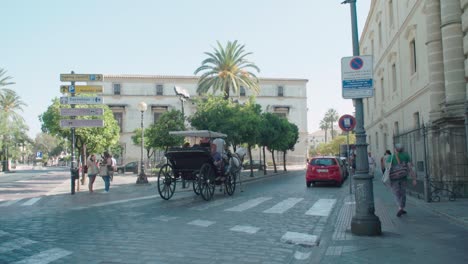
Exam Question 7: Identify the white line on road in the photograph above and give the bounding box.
[187,219,215,227]
[71,195,159,210]
[294,250,312,260]
[305,199,336,217]
[13,248,72,264]
[0,199,21,207]
[225,197,272,212]
[230,225,260,234]
[281,232,319,247]
[263,198,303,214]
[0,237,37,254]
[21,197,41,206]
[154,215,179,222]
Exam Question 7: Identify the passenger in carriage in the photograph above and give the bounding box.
[210,142,224,181]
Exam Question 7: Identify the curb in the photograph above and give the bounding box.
[408,195,468,228]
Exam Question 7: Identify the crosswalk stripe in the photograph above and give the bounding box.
[0,199,21,207]
[12,248,72,264]
[225,197,272,212]
[21,197,41,206]
[230,225,260,234]
[263,198,304,214]
[188,219,215,227]
[305,199,336,216]
[0,238,37,254]
[281,231,318,247]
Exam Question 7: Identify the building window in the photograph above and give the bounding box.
[277,86,284,97]
[381,77,385,101]
[113,83,121,95]
[392,63,397,92]
[394,121,399,135]
[375,132,379,149]
[113,112,123,132]
[413,112,420,129]
[366,98,370,116]
[389,0,394,26]
[273,106,289,118]
[410,39,417,74]
[240,86,246,97]
[152,106,168,124]
[378,22,382,46]
[371,39,374,56]
[368,135,372,147]
[384,133,388,150]
[156,84,164,96]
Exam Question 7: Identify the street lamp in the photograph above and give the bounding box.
[174,86,190,188]
[136,101,148,184]
[343,0,381,236]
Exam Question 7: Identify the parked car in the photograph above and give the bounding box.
[305,156,346,187]
[116,161,138,174]
[243,160,263,170]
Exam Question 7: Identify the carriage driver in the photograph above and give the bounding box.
[211,138,226,180]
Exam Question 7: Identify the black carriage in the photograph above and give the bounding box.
[157,130,241,201]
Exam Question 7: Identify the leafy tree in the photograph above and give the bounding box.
[39,98,120,177]
[277,120,299,172]
[259,113,284,173]
[0,68,15,88]
[324,108,339,140]
[194,40,260,99]
[311,134,356,157]
[34,133,60,159]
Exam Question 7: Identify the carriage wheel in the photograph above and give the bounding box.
[157,164,176,200]
[225,170,237,196]
[192,173,201,195]
[199,163,215,201]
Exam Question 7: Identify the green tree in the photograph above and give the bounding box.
[0,68,15,88]
[260,113,283,173]
[277,120,299,172]
[324,108,339,140]
[194,40,260,99]
[312,134,356,157]
[319,119,329,143]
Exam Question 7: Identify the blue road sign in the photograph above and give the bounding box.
[68,85,75,93]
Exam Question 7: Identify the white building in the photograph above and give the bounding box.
[360,0,468,196]
[90,75,309,165]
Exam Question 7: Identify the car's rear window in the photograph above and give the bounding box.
[310,158,337,166]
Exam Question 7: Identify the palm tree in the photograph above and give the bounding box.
[319,119,329,143]
[325,108,339,140]
[0,68,15,89]
[0,89,26,123]
[194,40,260,99]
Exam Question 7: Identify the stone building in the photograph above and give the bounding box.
[89,74,309,165]
[360,0,468,197]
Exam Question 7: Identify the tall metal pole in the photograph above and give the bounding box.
[344,0,381,236]
[136,110,148,184]
[70,71,77,194]
[347,132,351,194]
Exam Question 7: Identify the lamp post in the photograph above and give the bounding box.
[342,0,381,236]
[174,86,190,188]
[136,101,148,184]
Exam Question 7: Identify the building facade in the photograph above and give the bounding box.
[89,75,309,165]
[360,0,468,197]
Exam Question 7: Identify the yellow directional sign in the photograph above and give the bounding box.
[60,85,103,94]
[60,74,103,82]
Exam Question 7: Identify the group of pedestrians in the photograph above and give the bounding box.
[85,152,116,193]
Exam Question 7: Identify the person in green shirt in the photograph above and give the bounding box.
[387,143,417,217]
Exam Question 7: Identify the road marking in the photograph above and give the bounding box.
[294,250,312,260]
[71,195,159,210]
[225,197,272,212]
[191,197,242,211]
[154,215,179,222]
[0,237,37,254]
[0,199,21,207]
[13,248,72,264]
[305,199,336,216]
[21,197,41,206]
[263,198,303,214]
[281,232,319,247]
[230,225,260,234]
[187,219,215,227]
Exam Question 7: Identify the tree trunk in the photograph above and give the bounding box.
[283,151,287,171]
[271,149,277,173]
[262,146,267,175]
[324,129,328,142]
[248,144,254,177]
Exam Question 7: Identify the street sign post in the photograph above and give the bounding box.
[341,55,374,99]
[60,85,103,94]
[60,119,104,128]
[338,114,356,132]
[60,96,103,105]
[60,74,103,82]
[60,108,103,116]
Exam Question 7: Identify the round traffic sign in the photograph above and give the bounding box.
[338,114,356,132]
[349,57,364,70]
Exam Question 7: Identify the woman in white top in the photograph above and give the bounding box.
[86,154,99,193]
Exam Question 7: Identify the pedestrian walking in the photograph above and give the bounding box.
[86,154,99,193]
[100,152,112,193]
[387,143,417,217]
[368,152,375,175]
[380,150,391,173]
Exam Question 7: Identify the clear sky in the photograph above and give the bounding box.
[1,0,371,138]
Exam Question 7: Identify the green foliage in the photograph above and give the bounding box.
[194,40,260,99]
[39,97,120,157]
[311,134,356,157]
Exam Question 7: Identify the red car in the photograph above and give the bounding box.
[306,156,346,187]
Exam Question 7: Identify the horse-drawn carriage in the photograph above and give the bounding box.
[157,130,245,201]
